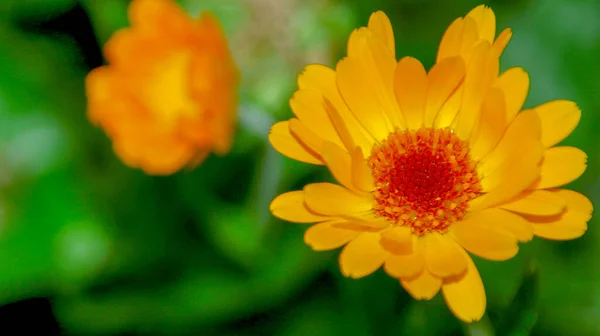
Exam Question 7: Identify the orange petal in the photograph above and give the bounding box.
[523,189,592,241]
[493,28,512,55]
[270,191,331,223]
[367,11,395,57]
[450,210,519,261]
[466,5,496,43]
[469,87,506,161]
[290,90,345,148]
[324,98,356,152]
[322,142,354,190]
[442,251,486,323]
[304,183,372,216]
[297,64,374,155]
[424,56,465,127]
[455,41,499,140]
[494,67,529,122]
[423,233,468,277]
[339,232,389,278]
[436,17,479,63]
[288,118,324,154]
[534,100,581,147]
[304,221,359,251]
[499,190,566,216]
[380,226,413,254]
[268,121,322,165]
[400,269,442,300]
[384,240,424,279]
[351,147,374,192]
[535,146,587,189]
[487,208,534,242]
[394,57,427,129]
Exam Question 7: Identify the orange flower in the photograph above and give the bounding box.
[86,0,239,175]
[269,5,591,322]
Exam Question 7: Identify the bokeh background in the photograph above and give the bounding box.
[0,0,598,335]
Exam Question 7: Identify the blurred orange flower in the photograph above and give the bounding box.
[86,0,239,175]
[269,5,591,322]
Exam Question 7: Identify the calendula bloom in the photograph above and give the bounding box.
[86,0,238,175]
[269,5,591,322]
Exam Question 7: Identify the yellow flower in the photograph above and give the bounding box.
[269,5,591,322]
[86,0,238,175]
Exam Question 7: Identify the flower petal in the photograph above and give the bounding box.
[450,209,519,261]
[384,240,424,279]
[534,100,582,147]
[487,208,534,242]
[351,147,374,192]
[436,17,479,63]
[297,65,374,154]
[288,118,324,154]
[469,87,506,161]
[339,232,389,278]
[394,57,427,129]
[499,190,566,216]
[268,121,322,165]
[304,183,372,216]
[424,56,465,127]
[322,142,354,190]
[493,28,512,55]
[535,146,587,189]
[494,67,529,122]
[455,41,499,140]
[523,189,592,241]
[304,221,359,251]
[466,5,496,43]
[380,226,413,254]
[290,90,345,148]
[270,191,331,223]
[368,11,395,57]
[401,269,442,300]
[442,251,486,323]
[423,233,468,277]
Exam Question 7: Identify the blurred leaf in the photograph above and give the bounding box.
[495,261,539,336]
[0,0,76,22]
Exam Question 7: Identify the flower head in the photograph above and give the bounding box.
[86,0,239,175]
[269,5,591,322]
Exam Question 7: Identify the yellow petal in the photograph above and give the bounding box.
[270,191,331,223]
[535,146,587,189]
[351,147,374,192]
[423,233,468,277]
[486,208,534,242]
[494,67,529,122]
[434,85,462,129]
[336,56,393,141]
[288,118,324,154]
[297,64,374,154]
[345,28,405,130]
[324,98,356,152]
[493,28,512,55]
[424,56,465,127]
[304,183,372,216]
[380,226,413,254]
[401,269,442,300]
[268,121,322,165]
[534,100,581,147]
[339,232,389,278]
[466,5,496,42]
[436,17,480,63]
[384,240,424,279]
[499,190,566,216]
[455,41,499,140]
[290,90,345,148]
[394,57,427,129]
[322,142,354,190]
[450,210,519,261]
[469,87,506,161]
[304,221,359,251]
[524,189,592,241]
[442,251,486,323]
[367,11,395,57]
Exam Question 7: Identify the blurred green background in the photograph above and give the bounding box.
[0,0,598,335]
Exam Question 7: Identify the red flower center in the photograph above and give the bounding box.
[368,128,482,236]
